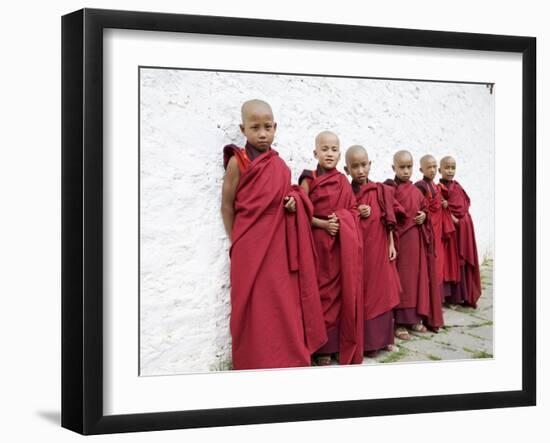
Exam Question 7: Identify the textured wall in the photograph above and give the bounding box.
[139,68,495,375]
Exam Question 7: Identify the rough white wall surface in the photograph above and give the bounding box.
[139,68,495,375]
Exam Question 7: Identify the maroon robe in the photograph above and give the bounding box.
[224,144,327,370]
[300,167,364,364]
[353,181,401,351]
[384,178,444,329]
[438,182,461,286]
[439,179,482,308]
[415,178,445,302]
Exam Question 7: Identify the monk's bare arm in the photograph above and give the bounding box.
[388,230,397,261]
[221,156,240,241]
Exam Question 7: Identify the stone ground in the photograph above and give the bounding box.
[363,258,494,365]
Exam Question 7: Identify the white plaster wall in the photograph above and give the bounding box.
[139,68,494,375]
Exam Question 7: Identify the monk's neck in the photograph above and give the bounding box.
[245,141,269,161]
[440,178,454,185]
[351,178,368,193]
[395,176,410,185]
[422,176,434,184]
[316,164,337,177]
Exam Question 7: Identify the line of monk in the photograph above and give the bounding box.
[221,99,482,370]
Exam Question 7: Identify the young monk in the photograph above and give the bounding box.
[384,150,444,340]
[221,99,327,370]
[299,131,363,366]
[438,156,482,308]
[415,155,448,303]
[344,145,401,358]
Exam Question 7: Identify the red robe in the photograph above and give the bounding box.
[438,182,461,284]
[224,145,327,370]
[300,167,364,364]
[353,181,401,350]
[384,178,444,329]
[415,179,444,287]
[439,179,482,308]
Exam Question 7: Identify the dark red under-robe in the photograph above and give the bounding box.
[300,167,364,364]
[224,144,327,370]
[353,181,401,351]
[439,179,482,308]
[384,178,444,329]
[415,178,445,302]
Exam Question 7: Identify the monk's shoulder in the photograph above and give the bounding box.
[383,178,397,187]
[414,180,429,196]
[298,169,315,184]
[223,144,243,170]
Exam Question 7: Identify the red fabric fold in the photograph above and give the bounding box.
[384,179,444,328]
[416,179,445,289]
[439,180,482,307]
[354,182,401,321]
[439,181,461,283]
[225,146,326,369]
[285,185,329,354]
[307,168,364,364]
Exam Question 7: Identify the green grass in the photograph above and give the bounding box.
[472,350,493,359]
[468,320,493,328]
[427,354,442,361]
[413,333,434,341]
[380,347,409,363]
[466,332,484,340]
[209,358,233,371]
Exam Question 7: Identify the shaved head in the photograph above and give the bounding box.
[315,130,339,148]
[419,154,438,180]
[345,144,368,165]
[420,154,436,168]
[393,150,413,165]
[439,155,457,180]
[440,155,456,167]
[241,99,273,123]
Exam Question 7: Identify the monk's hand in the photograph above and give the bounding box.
[451,214,459,225]
[388,243,397,261]
[284,196,296,213]
[441,199,448,209]
[415,210,426,224]
[326,214,340,236]
[358,204,371,218]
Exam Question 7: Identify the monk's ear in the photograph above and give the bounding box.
[313,149,318,159]
[343,165,350,175]
[438,167,441,174]
[273,122,277,132]
[239,124,245,135]
[391,164,396,172]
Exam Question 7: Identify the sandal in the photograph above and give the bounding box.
[410,323,428,333]
[315,355,332,366]
[395,327,411,340]
[385,344,399,352]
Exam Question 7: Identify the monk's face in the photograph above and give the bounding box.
[314,133,340,170]
[345,150,371,184]
[420,157,437,180]
[439,158,456,180]
[392,154,414,181]
[239,106,277,152]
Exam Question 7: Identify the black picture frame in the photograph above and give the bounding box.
[61,8,536,435]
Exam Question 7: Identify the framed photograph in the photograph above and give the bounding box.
[61,8,536,435]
